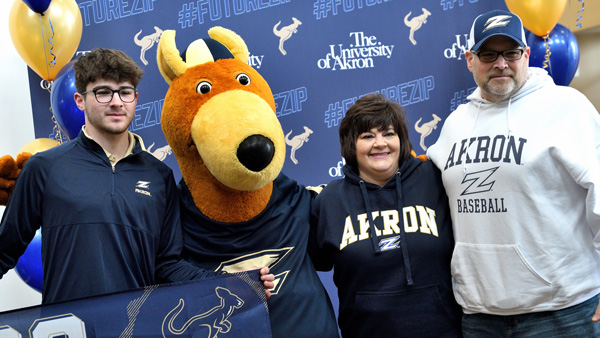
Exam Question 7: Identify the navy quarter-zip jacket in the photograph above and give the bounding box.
[0,130,214,304]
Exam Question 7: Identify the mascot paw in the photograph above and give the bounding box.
[410,150,429,162]
[0,153,32,205]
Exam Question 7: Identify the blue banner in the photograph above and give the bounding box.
[0,271,271,338]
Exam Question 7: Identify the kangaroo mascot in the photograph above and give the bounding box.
[155,27,339,338]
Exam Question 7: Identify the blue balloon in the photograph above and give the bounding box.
[51,60,85,140]
[21,0,52,14]
[15,229,43,293]
[526,23,580,86]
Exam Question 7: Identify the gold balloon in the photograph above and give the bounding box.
[505,0,567,37]
[18,138,60,155]
[8,0,82,81]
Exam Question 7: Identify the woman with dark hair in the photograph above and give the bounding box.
[309,93,462,337]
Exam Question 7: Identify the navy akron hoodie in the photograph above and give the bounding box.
[309,156,462,338]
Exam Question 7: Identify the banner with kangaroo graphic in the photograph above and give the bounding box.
[0,270,271,338]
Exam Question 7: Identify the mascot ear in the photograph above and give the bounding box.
[157,30,188,85]
[208,26,249,64]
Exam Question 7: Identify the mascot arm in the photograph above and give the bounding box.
[0,153,32,206]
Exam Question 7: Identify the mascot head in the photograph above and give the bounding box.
[157,27,285,192]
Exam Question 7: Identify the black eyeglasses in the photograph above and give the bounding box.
[471,49,525,63]
[81,87,137,103]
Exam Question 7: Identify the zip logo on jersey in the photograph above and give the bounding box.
[483,15,512,32]
[215,248,293,296]
[135,181,152,197]
[461,167,498,195]
[379,235,401,251]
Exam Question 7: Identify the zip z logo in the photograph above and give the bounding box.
[136,181,151,189]
[461,167,498,195]
[379,236,400,251]
[135,181,152,197]
[483,15,512,32]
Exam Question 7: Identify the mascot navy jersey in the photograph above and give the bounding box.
[179,173,339,338]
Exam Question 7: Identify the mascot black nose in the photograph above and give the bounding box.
[237,134,275,172]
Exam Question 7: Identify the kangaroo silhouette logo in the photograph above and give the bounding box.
[147,142,172,161]
[285,126,313,165]
[404,8,432,45]
[273,17,302,55]
[415,114,442,151]
[134,26,163,65]
[162,287,244,338]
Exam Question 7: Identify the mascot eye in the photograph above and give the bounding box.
[236,73,251,86]
[196,81,212,94]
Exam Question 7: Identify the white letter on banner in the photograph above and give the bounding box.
[30,314,87,338]
[0,326,22,338]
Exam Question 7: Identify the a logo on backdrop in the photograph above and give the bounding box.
[404,8,432,45]
[275,87,308,118]
[440,0,477,10]
[147,142,172,161]
[444,34,469,60]
[312,0,390,20]
[414,114,442,151]
[162,287,244,337]
[273,17,302,55]
[285,126,313,165]
[248,54,264,69]
[329,157,346,178]
[317,32,394,71]
[134,26,163,65]
[177,0,291,27]
[324,76,435,129]
[79,1,156,26]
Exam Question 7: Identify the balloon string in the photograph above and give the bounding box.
[39,15,51,80]
[50,109,66,144]
[47,18,57,68]
[542,34,551,70]
[576,0,585,28]
[45,84,65,145]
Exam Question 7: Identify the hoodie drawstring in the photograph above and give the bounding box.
[506,97,513,139]
[358,173,414,286]
[394,171,414,286]
[463,101,482,177]
[359,180,382,255]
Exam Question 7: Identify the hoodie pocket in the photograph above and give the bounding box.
[346,285,459,337]
[452,242,554,312]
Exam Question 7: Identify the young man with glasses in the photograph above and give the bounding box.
[427,9,600,337]
[0,48,273,304]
